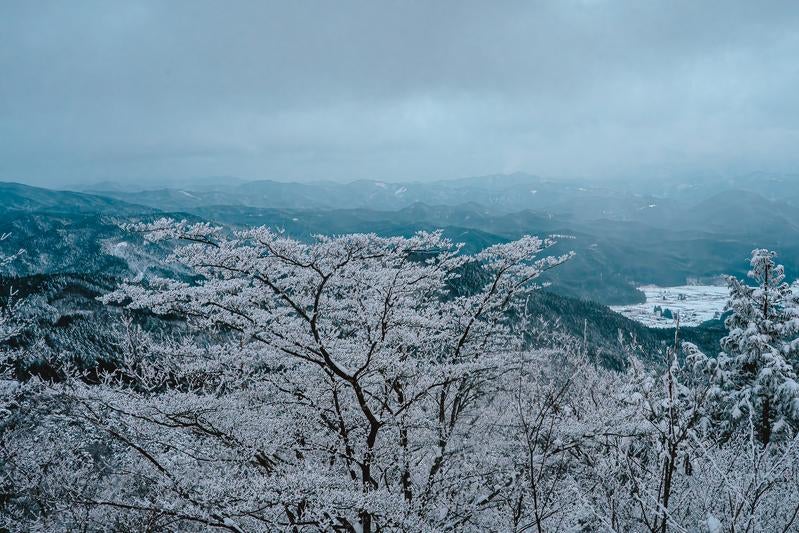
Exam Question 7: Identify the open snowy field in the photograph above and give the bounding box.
[611,285,730,328]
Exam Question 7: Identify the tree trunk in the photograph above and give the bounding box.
[759,396,772,445]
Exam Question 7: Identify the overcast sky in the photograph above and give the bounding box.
[1,1,798,187]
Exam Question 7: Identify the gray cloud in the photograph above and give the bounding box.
[1,0,798,186]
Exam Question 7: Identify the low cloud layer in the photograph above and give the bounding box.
[2,1,798,186]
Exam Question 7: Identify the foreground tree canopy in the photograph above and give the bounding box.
[2,222,799,532]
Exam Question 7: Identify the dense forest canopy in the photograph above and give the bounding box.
[2,220,799,532]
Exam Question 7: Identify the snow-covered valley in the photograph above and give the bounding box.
[611,285,730,328]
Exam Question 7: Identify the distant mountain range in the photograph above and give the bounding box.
[1,182,156,215]
[3,174,799,305]
[82,171,799,219]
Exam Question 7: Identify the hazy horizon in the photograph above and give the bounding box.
[2,1,799,187]
[9,169,799,194]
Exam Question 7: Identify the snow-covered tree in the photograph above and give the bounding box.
[2,220,572,531]
[7,226,799,532]
[719,249,799,444]
[0,233,25,343]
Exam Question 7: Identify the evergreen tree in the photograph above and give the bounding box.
[719,249,799,444]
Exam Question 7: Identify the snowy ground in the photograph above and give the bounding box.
[611,285,729,328]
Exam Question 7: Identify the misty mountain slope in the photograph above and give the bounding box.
[82,187,247,211]
[82,173,667,217]
[628,189,799,235]
[0,185,193,277]
[85,172,799,216]
[631,172,799,207]
[0,212,130,276]
[9,180,799,305]
[0,182,156,215]
[84,175,249,194]
[189,201,565,238]
[186,202,645,303]
[678,190,799,236]
[188,203,510,253]
[185,198,799,303]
